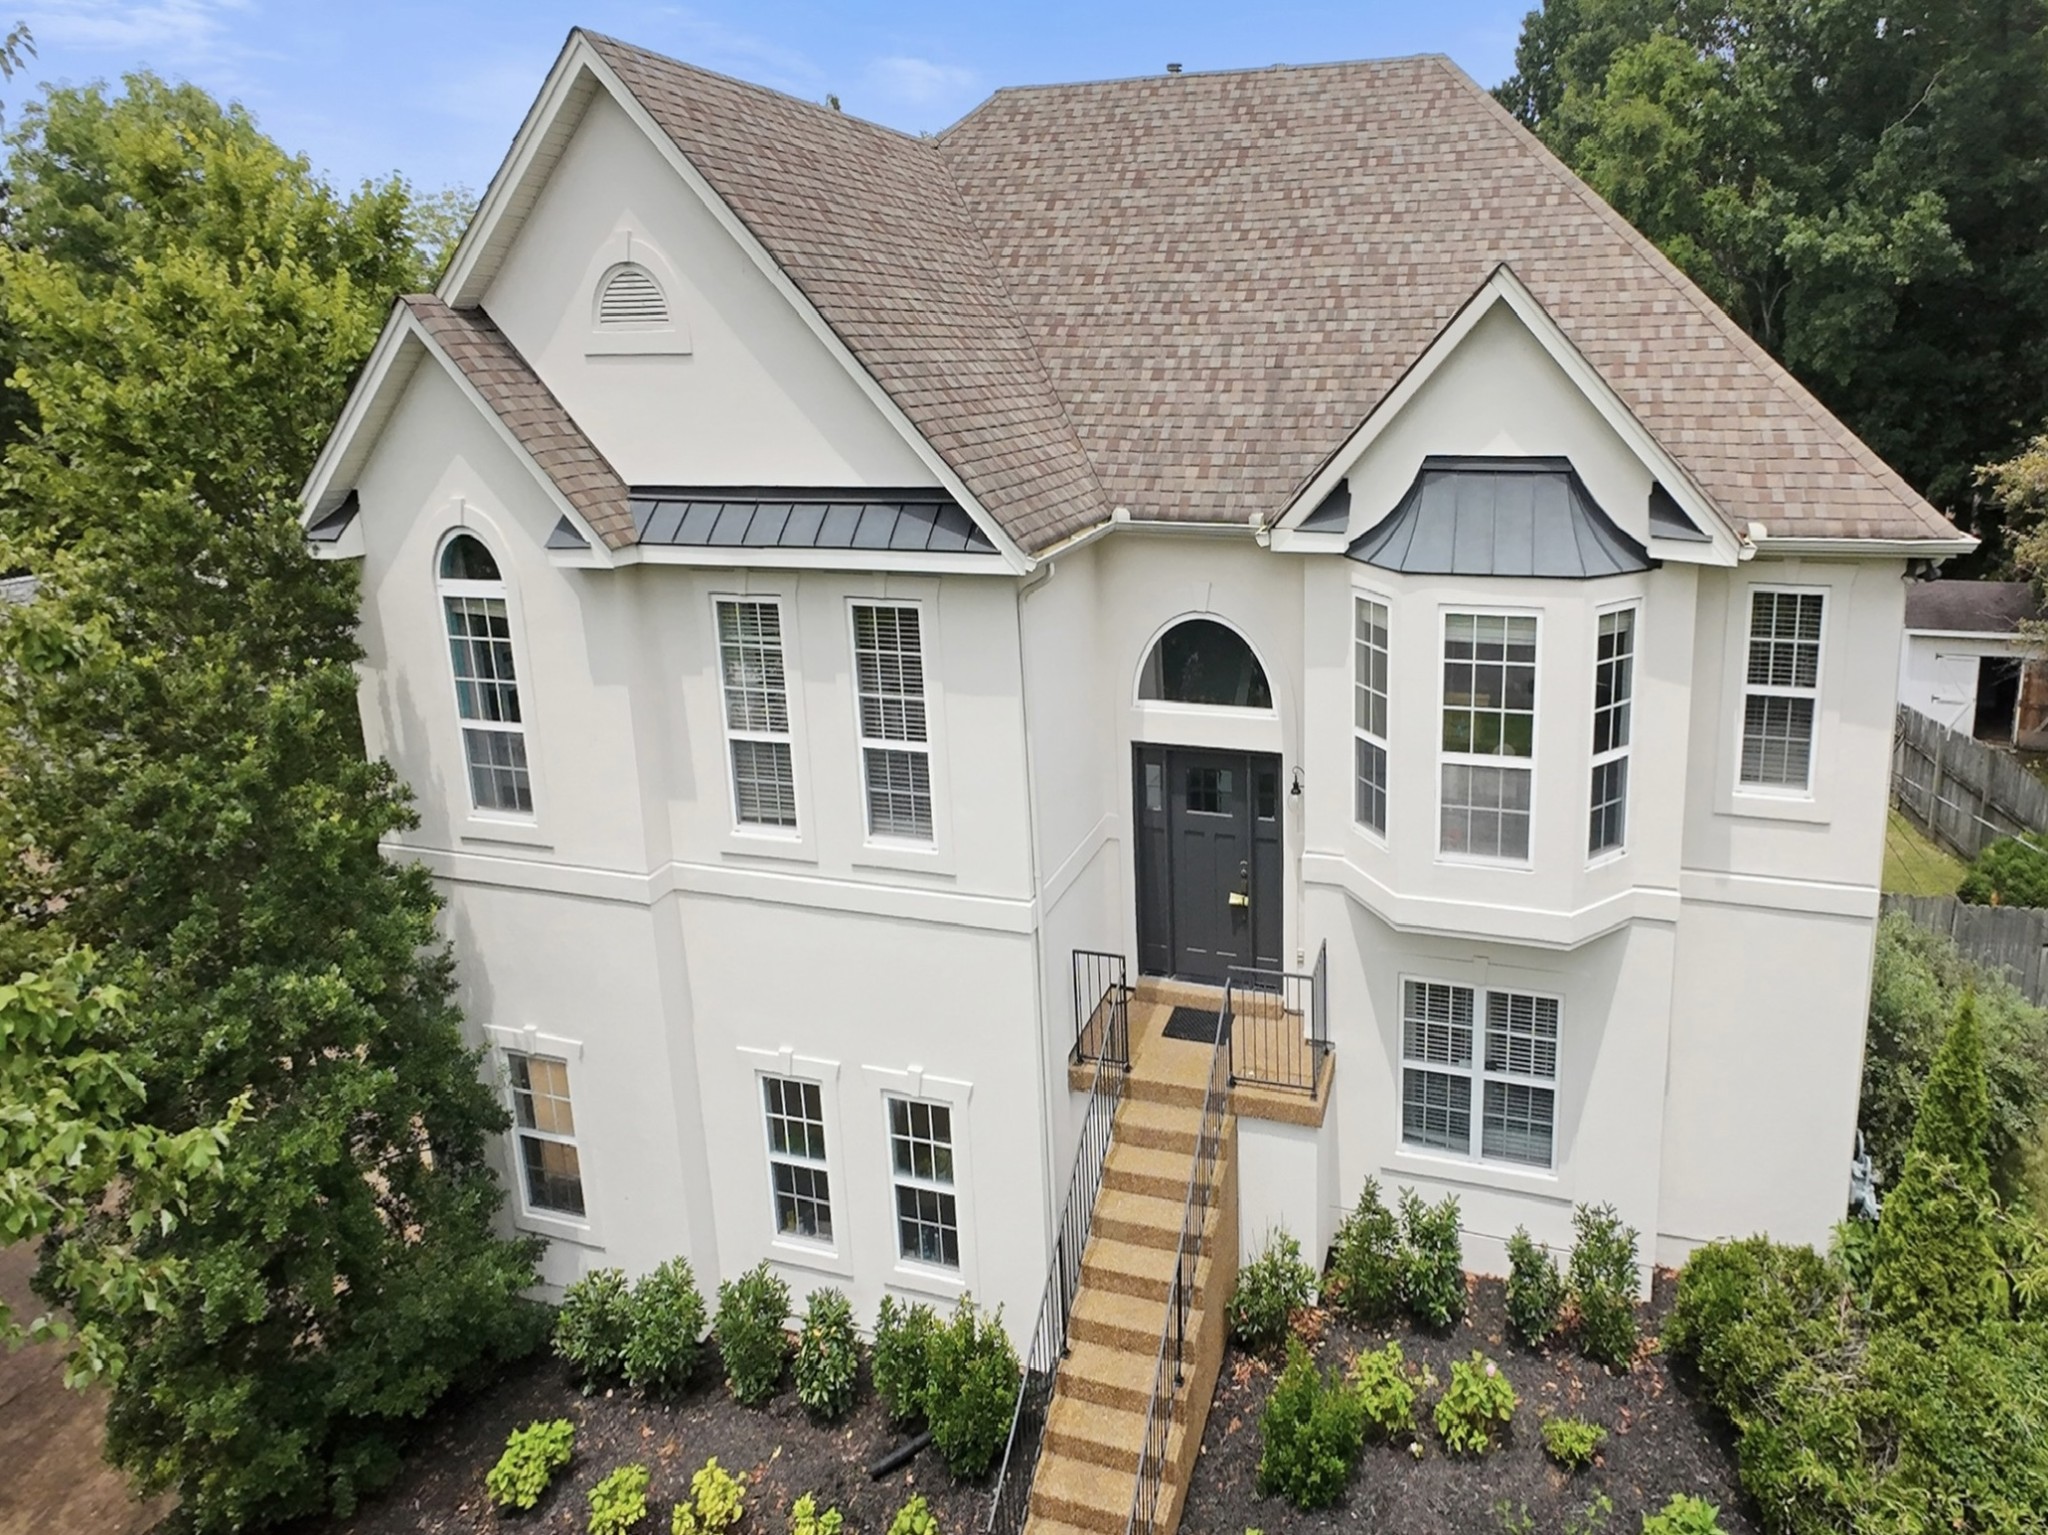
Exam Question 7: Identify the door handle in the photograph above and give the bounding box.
[1230,859,1250,908]
[1229,891,1250,908]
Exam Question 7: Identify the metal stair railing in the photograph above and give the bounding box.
[1125,980,1234,1535]
[1226,939,1329,1094]
[984,955,1131,1535]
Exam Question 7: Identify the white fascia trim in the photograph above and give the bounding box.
[299,306,616,566]
[1755,536,1978,560]
[606,545,1015,577]
[1302,850,1680,949]
[437,36,1031,577]
[299,299,417,522]
[1272,266,1742,568]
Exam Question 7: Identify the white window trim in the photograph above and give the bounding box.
[861,1063,974,1298]
[1735,584,1827,800]
[1436,606,1541,869]
[849,599,938,851]
[1353,589,1392,843]
[884,1093,963,1275]
[482,1026,601,1247]
[737,1047,851,1276]
[1587,601,1638,866]
[1396,975,1563,1174]
[712,594,801,841]
[1129,611,1283,719]
[436,529,539,830]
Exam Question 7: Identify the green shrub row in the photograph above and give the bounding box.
[1323,1182,1465,1331]
[870,1293,1022,1478]
[555,1260,709,1398]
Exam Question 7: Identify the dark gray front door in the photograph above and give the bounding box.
[1134,747,1283,983]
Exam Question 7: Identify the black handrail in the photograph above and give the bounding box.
[1125,981,1234,1535]
[984,958,1130,1535]
[1226,939,1329,1094]
[1072,949,1131,1068]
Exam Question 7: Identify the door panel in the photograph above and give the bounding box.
[1134,746,1284,984]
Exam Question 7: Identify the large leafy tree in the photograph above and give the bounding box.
[1497,0,2048,561]
[0,76,540,1530]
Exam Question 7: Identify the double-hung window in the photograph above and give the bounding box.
[1400,980,1561,1169]
[507,1052,585,1217]
[1354,597,1390,834]
[715,599,797,829]
[852,604,933,841]
[1740,590,1824,791]
[1589,609,1635,855]
[439,533,531,815]
[887,1097,960,1268]
[1440,613,1537,860]
[762,1076,833,1243]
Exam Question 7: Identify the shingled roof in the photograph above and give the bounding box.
[404,296,634,546]
[477,34,1961,557]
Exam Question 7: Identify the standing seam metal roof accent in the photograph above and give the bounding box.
[1347,457,1651,579]
[628,488,999,553]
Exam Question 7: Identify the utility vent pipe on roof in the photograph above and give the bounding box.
[1166,62,1182,74]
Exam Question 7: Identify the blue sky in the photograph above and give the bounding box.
[7,2,1536,196]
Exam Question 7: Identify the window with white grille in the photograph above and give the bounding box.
[1740,589,1824,790]
[852,604,933,841]
[887,1097,960,1268]
[438,533,532,815]
[596,262,669,328]
[1355,596,1390,834]
[1440,613,1537,860]
[715,599,797,829]
[507,1052,584,1217]
[1589,608,1635,855]
[1400,979,1560,1169]
[762,1076,833,1243]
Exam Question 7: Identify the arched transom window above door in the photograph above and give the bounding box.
[1138,618,1273,709]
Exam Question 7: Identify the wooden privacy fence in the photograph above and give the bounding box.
[1880,894,2048,1005]
[1891,704,2048,860]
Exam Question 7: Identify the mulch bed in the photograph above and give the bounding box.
[287,1353,988,1535]
[1179,1273,1761,1535]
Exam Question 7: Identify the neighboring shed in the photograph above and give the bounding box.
[1898,580,2048,747]
[0,575,37,605]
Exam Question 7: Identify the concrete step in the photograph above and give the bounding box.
[1092,1187,1189,1251]
[1058,1337,1164,1414]
[1071,1286,1170,1351]
[1103,1142,1196,1201]
[1022,1516,1108,1535]
[1030,1448,1144,1533]
[1080,1236,1210,1305]
[1121,1069,1210,1110]
[1113,1098,1201,1154]
[1044,1394,1151,1473]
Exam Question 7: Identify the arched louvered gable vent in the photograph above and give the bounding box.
[597,263,668,328]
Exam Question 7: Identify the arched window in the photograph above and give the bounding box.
[437,532,532,814]
[595,262,669,329]
[1139,618,1273,709]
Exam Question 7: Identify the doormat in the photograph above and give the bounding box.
[1163,1004,1230,1045]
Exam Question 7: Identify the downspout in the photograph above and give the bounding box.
[1013,557,1060,1274]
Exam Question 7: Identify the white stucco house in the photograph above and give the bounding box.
[304,29,1973,1356]
[1897,579,2046,747]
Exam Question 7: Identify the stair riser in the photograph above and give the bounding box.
[1043,1426,1141,1474]
[1092,1211,1186,1252]
[1030,1486,1130,1535]
[1080,1258,1209,1307]
[1070,1313,1161,1351]
[1103,1164,1189,1201]
[1116,1120,1199,1155]
[1122,1076,1209,1110]
[1059,1370,1154,1416]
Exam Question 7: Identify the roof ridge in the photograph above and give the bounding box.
[1426,55,1949,538]
[578,29,930,148]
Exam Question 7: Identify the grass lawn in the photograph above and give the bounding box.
[1181,1275,1756,1535]
[1883,808,1968,897]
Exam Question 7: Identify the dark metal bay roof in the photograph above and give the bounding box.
[1648,482,1710,542]
[1299,481,1351,532]
[629,487,999,554]
[306,490,360,544]
[1348,457,1651,579]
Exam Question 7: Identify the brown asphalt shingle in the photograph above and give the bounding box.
[404,295,633,547]
[561,36,1960,554]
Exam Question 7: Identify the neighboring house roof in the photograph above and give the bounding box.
[1904,580,2043,636]
[564,36,1956,555]
[0,575,37,605]
[402,296,634,547]
[1348,457,1650,580]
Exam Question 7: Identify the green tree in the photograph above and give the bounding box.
[1497,0,2048,559]
[0,75,542,1530]
[1870,994,2000,1337]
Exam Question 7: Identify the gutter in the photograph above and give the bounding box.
[1023,507,1260,566]
[1752,535,1978,560]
